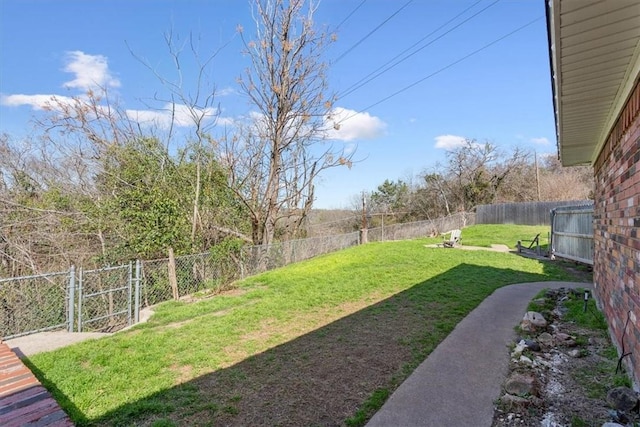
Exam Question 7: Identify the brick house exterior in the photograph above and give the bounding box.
[593,79,640,387]
[547,1,640,387]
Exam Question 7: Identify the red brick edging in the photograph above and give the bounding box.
[0,342,74,426]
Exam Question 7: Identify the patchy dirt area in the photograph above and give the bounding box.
[492,288,639,427]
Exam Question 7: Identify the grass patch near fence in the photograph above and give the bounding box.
[26,227,583,426]
[420,224,551,249]
[453,224,551,249]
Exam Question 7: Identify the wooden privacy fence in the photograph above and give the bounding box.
[550,203,594,265]
[476,200,592,225]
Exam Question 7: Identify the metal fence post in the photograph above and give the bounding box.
[128,262,133,326]
[134,260,141,324]
[68,266,76,332]
[77,268,83,333]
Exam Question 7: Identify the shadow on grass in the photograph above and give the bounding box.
[19,357,90,425]
[44,262,579,426]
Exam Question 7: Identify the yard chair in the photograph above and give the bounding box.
[442,229,462,248]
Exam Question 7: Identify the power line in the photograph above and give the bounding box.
[336,16,543,125]
[339,0,499,99]
[333,0,414,64]
[335,0,368,32]
[340,0,485,97]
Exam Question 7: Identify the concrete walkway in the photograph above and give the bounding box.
[367,281,590,427]
[5,307,154,358]
[7,331,111,358]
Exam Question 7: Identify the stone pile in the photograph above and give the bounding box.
[495,288,639,427]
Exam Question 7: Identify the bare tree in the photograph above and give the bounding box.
[538,156,593,200]
[445,140,528,211]
[0,133,100,274]
[227,0,352,246]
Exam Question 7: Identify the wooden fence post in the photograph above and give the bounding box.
[168,247,179,300]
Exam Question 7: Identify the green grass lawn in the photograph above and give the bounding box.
[26,225,583,426]
[423,224,551,249]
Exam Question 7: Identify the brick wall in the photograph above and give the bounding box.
[593,77,640,387]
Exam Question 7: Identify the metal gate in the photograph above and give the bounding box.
[77,264,133,332]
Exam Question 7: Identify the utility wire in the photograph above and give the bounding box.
[335,0,368,32]
[340,0,499,99]
[334,0,414,64]
[336,16,543,125]
[340,0,485,97]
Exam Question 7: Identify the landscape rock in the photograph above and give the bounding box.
[544,289,560,299]
[537,332,553,346]
[500,394,530,411]
[494,287,640,427]
[567,349,582,358]
[551,306,568,318]
[504,373,538,397]
[523,339,541,352]
[554,332,577,347]
[519,355,533,365]
[606,387,639,412]
[521,311,547,332]
[533,357,552,368]
[511,340,527,358]
[607,409,630,425]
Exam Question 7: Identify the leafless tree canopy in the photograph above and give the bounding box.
[362,139,594,226]
[227,0,352,245]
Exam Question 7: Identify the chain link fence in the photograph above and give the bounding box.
[241,232,361,277]
[0,271,71,339]
[368,212,475,242]
[139,251,242,308]
[1,217,471,339]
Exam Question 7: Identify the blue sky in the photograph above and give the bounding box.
[0,0,556,209]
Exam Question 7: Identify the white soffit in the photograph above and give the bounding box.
[549,0,640,166]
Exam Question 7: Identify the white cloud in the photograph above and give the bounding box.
[216,116,236,127]
[63,51,120,91]
[325,107,386,141]
[217,86,235,97]
[530,137,550,145]
[1,93,75,110]
[2,51,119,113]
[434,134,467,149]
[126,103,218,128]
